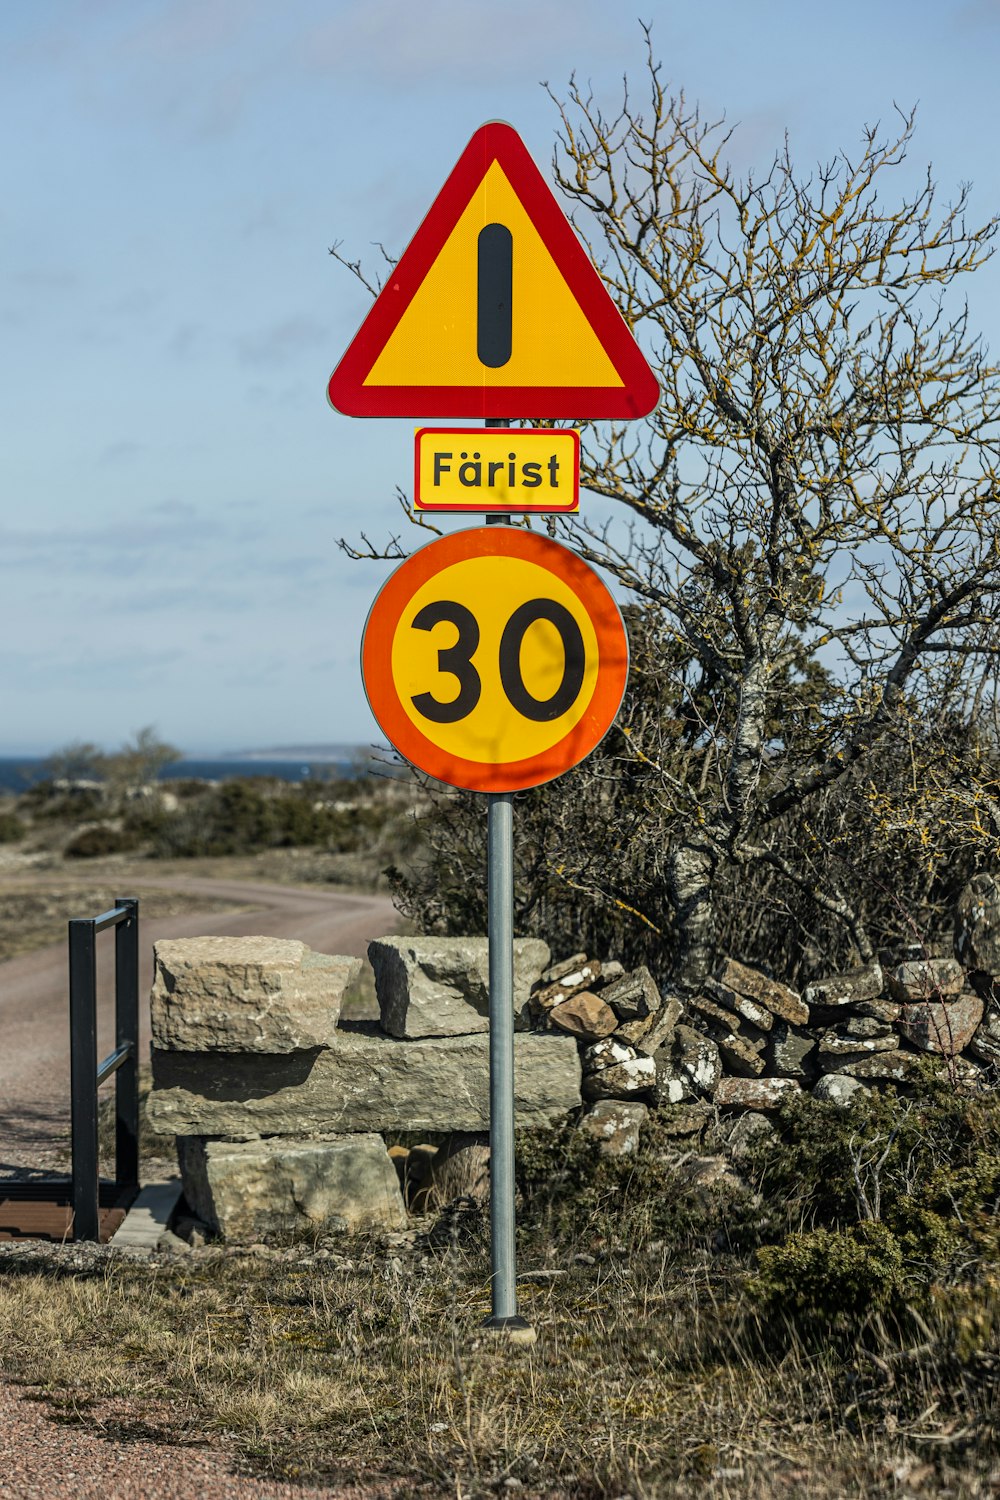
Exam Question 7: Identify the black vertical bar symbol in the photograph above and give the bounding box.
[477,223,512,367]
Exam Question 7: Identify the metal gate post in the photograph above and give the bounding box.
[69,917,99,1242]
[114,897,140,1199]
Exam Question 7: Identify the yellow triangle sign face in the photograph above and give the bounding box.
[366,161,622,390]
[328,122,659,419]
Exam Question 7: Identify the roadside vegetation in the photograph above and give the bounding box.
[0,727,425,897]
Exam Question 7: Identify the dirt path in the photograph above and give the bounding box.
[0,877,398,1174]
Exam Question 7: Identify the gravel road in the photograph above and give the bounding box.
[0,1380,416,1499]
[0,876,398,1174]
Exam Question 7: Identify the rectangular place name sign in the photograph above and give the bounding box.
[413,427,580,513]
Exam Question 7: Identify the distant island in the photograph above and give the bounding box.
[219,744,368,762]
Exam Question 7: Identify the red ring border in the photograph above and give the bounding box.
[361,528,629,792]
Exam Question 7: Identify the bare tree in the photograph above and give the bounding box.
[341,41,1000,993]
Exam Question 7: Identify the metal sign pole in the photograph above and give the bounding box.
[483,414,528,1332]
[486,788,519,1325]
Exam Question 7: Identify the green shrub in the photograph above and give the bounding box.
[750,1221,906,1324]
[64,824,135,859]
[0,810,25,843]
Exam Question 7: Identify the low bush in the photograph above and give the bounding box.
[63,824,136,859]
[0,810,24,843]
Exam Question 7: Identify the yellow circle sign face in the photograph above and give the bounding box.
[362,528,629,792]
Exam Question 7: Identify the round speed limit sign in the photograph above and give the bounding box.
[361,527,629,792]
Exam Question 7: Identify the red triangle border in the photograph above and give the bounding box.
[327,121,659,420]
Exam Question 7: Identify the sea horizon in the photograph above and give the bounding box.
[0,748,378,794]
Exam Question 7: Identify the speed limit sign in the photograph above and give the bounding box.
[361,527,629,792]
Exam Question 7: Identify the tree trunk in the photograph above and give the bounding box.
[666,838,717,993]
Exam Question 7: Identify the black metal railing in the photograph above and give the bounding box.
[68,897,140,1241]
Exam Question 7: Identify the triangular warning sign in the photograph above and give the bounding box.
[327,121,659,420]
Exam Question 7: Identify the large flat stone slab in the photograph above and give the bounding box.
[176,1134,407,1240]
[151,937,360,1053]
[147,1029,581,1138]
[370,935,550,1037]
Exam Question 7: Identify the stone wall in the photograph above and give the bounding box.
[146,934,581,1240]
[145,874,1000,1242]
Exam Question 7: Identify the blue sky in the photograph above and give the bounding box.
[2,0,999,756]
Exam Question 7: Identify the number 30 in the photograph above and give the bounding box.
[410,598,586,725]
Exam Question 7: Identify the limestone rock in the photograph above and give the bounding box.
[530,959,603,1016]
[897,991,984,1056]
[968,1011,1000,1068]
[837,1049,924,1083]
[851,998,902,1024]
[716,959,808,1027]
[540,952,588,985]
[548,991,618,1041]
[955,874,1000,974]
[176,1133,407,1240]
[148,1030,581,1138]
[150,937,360,1053]
[717,1033,766,1078]
[887,957,964,1004]
[633,992,684,1056]
[715,1076,801,1112]
[816,1027,899,1062]
[674,1024,722,1097]
[803,962,884,1010]
[686,993,744,1038]
[704,976,773,1033]
[812,1074,868,1106]
[766,1021,816,1081]
[599,967,660,1023]
[579,1100,648,1157]
[370,936,549,1038]
[581,1038,656,1100]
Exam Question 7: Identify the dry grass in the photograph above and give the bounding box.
[0,883,245,964]
[0,1233,996,1498]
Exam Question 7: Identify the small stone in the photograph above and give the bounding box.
[816,1029,899,1059]
[578,1100,648,1157]
[596,960,625,987]
[540,953,589,985]
[674,1025,722,1097]
[897,991,984,1056]
[716,1033,766,1078]
[837,1050,924,1082]
[548,991,618,1041]
[851,998,902,1024]
[954,874,1000,974]
[703,978,773,1033]
[714,1077,801,1112]
[803,961,884,1009]
[812,1073,867,1106]
[599,967,660,1023]
[766,1022,816,1081]
[716,959,808,1026]
[887,957,964,1004]
[581,1038,657,1099]
[531,960,603,1015]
